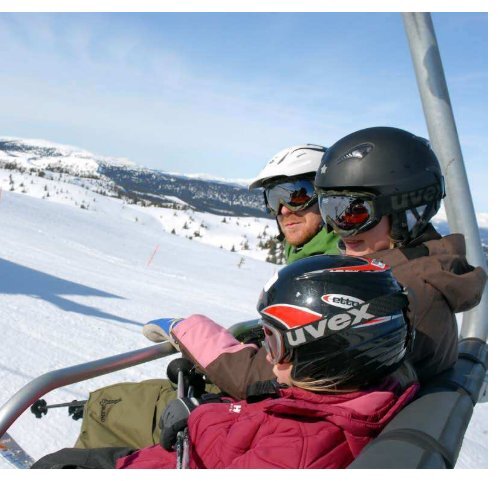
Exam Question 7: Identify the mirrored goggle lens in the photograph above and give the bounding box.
[319,195,375,233]
[265,180,316,215]
[262,322,285,364]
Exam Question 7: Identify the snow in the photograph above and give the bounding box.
[0,187,487,469]
[0,166,279,263]
[0,189,278,469]
[0,136,135,177]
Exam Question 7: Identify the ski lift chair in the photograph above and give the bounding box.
[0,322,487,469]
[348,337,488,469]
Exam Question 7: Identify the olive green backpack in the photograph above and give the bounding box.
[74,379,220,449]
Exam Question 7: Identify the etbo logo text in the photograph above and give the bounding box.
[322,294,363,309]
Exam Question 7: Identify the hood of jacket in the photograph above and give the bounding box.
[372,230,486,313]
[266,382,417,438]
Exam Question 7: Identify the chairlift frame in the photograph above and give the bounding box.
[0,12,487,469]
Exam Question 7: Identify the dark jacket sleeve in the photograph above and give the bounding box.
[371,235,486,381]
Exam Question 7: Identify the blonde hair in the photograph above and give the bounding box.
[289,376,358,394]
[289,364,362,394]
[289,361,417,395]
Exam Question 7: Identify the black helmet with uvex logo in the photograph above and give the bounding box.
[257,255,412,388]
[315,126,445,246]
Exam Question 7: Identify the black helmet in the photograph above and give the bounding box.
[315,126,445,246]
[257,255,412,388]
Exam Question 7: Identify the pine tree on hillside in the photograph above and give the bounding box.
[265,238,285,265]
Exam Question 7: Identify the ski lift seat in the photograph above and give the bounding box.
[348,337,487,469]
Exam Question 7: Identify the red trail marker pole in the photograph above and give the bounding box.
[146,244,160,267]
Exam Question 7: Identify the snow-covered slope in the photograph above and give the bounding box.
[0,191,278,467]
[0,190,487,469]
[0,166,280,263]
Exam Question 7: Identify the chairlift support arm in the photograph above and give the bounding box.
[0,319,259,439]
[401,12,488,341]
[0,342,176,438]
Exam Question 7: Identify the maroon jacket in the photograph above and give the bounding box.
[116,381,418,469]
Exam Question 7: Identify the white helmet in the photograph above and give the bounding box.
[249,144,326,190]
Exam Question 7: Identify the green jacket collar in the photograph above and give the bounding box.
[284,227,340,264]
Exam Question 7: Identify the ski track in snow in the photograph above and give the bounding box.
[0,190,487,469]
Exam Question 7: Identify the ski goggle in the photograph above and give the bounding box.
[264,179,317,216]
[318,191,381,237]
[261,320,291,365]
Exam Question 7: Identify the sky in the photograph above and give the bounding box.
[0,7,489,213]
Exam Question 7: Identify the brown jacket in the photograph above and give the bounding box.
[184,227,486,397]
[370,229,487,381]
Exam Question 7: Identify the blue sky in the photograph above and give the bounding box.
[0,12,488,212]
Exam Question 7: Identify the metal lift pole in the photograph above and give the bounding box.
[402,12,488,341]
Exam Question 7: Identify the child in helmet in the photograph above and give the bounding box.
[315,126,487,382]
[33,255,418,469]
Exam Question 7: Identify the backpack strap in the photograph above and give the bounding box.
[246,380,281,403]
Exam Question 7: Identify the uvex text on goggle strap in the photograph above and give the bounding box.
[264,179,317,216]
[261,291,409,365]
[317,181,444,236]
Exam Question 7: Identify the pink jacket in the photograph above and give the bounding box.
[116,382,417,469]
[116,315,418,469]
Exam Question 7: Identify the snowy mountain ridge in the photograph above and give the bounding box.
[0,160,281,264]
[0,136,266,218]
[0,136,134,175]
[0,135,488,262]
[0,136,253,186]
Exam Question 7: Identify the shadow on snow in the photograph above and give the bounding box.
[0,258,142,327]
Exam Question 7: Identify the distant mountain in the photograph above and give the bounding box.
[0,137,267,218]
[98,164,265,217]
[0,135,487,260]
